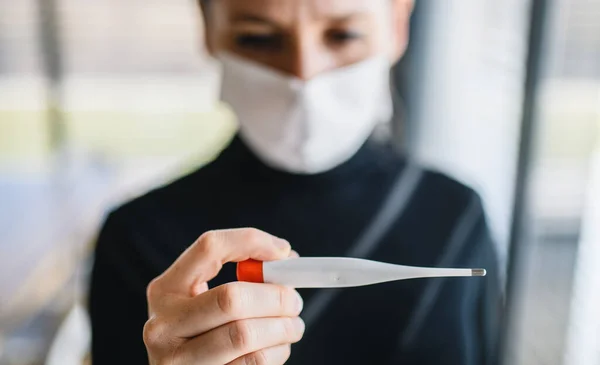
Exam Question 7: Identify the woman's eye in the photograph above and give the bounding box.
[327,30,364,45]
[234,34,283,51]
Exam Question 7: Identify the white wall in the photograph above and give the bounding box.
[563,143,600,365]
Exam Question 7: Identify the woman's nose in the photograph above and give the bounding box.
[288,38,331,80]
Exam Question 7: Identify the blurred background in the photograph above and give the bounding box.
[0,0,598,364]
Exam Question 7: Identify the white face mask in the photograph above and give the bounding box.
[219,53,393,174]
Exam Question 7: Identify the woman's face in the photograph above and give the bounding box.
[201,0,413,80]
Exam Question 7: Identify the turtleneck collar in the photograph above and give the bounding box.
[216,134,395,188]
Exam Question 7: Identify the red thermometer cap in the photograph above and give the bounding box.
[236,259,264,283]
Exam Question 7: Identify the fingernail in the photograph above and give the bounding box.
[293,317,306,334]
[294,291,304,313]
[275,238,291,250]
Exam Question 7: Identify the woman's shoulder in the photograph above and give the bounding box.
[102,157,228,232]
[420,168,481,204]
[414,167,486,231]
[372,141,482,208]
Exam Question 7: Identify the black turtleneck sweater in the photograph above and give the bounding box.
[89,136,501,365]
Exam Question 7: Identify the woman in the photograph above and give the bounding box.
[89,0,501,364]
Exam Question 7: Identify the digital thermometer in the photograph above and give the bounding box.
[237,257,486,288]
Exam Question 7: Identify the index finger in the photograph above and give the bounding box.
[155,228,291,295]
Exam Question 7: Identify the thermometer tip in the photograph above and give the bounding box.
[471,269,486,277]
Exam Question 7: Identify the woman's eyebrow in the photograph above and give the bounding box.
[327,12,368,23]
[231,13,281,28]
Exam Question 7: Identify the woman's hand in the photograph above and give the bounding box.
[143,228,305,365]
